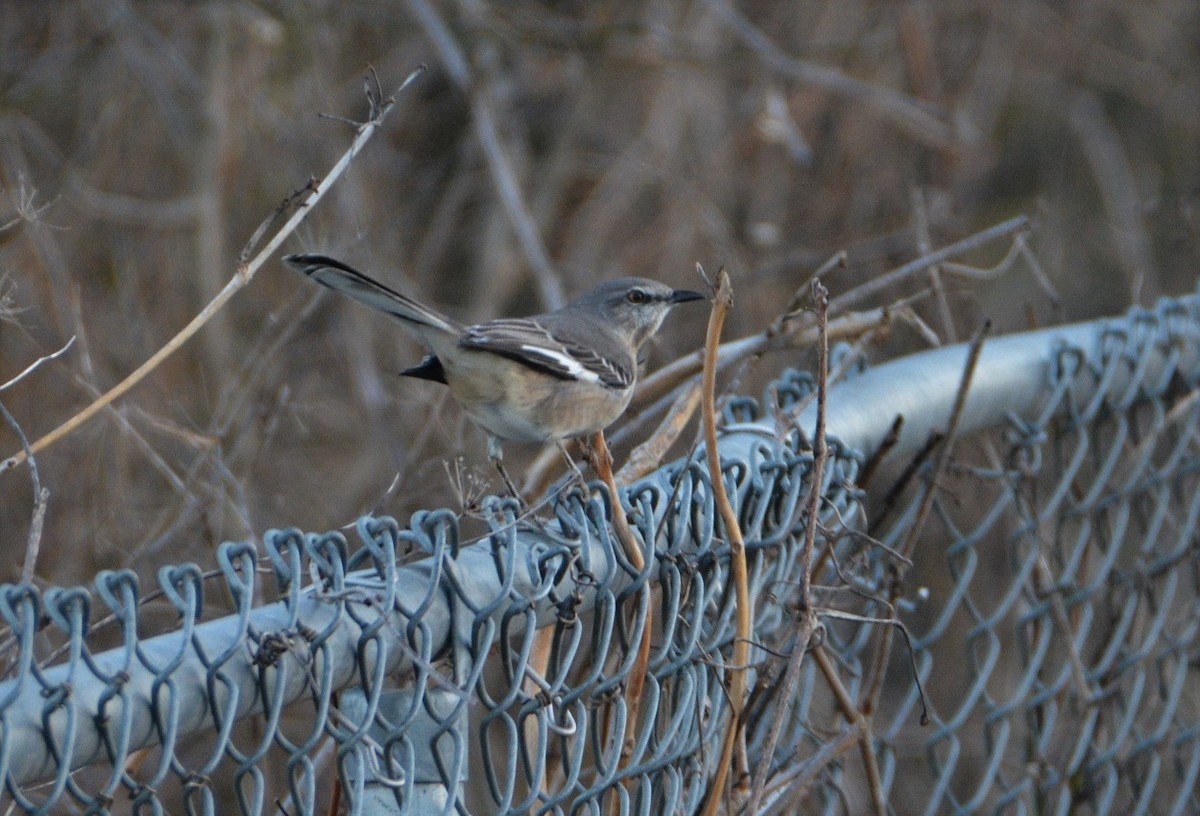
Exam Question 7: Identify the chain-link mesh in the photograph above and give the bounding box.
[3,291,1200,814]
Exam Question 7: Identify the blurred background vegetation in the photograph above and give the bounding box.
[2,0,1198,588]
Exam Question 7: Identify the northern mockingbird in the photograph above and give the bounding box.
[285,253,704,493]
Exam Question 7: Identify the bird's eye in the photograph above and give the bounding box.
[627,289,649,305]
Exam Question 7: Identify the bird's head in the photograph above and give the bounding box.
[570,277,705,349]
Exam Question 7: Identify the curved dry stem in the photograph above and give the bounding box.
[586,430,654,810]
[698,267,753,816]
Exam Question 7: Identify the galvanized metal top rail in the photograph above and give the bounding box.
[3,287,1199,814]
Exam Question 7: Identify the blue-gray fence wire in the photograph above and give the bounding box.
[3,289,1200,814]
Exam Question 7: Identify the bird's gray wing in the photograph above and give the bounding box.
[460,317,635,389]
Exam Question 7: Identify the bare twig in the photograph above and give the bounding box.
[752,725,861,812]
[828,214,1030,318]
[1068,92,1151,304]
[894,304,942,347]
[857,415,904,490]
[326,692,344,816]
[0,339,75,582]
[403,0,565,310]
[768,251,847,332]
[911,187,956,343]
[43,282,195,499]
[615,380,702,485]
[0,398,48,583]
[812,646,887,815]
[780,318,896,428]
[745,279,830,814]
[707,0,955,147]
[0,336,76,393]
[620,306,895,444]
[625,213,1030,431]
[796,281,830,608]
[818,608,928,726]
[64,284,190,494]
[899,320,990,560]
[940,231,1060,300]
[859,320,991,721]
[0,67,425,475]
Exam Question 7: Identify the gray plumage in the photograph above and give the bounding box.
[284,253,703,462]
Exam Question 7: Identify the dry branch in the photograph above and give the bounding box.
[744,279,830,815]
[403,0,565,310]
[585,429,653,799]
[698,268,753,816]
[859,320,992,724]
[0,68,425,475]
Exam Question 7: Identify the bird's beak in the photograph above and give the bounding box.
[670,289,706,305]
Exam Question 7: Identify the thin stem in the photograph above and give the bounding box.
[0,68,425,475]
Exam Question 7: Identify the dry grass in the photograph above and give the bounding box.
[1,0,1197,595]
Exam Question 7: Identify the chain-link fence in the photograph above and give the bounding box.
[3,288,1200,814]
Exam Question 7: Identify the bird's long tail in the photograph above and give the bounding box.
[284,253,462,335]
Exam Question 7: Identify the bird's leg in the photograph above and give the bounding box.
[556,441,589,491]
[488,436,525,504]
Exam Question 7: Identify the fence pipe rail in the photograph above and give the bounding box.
[1,290,1198,792]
